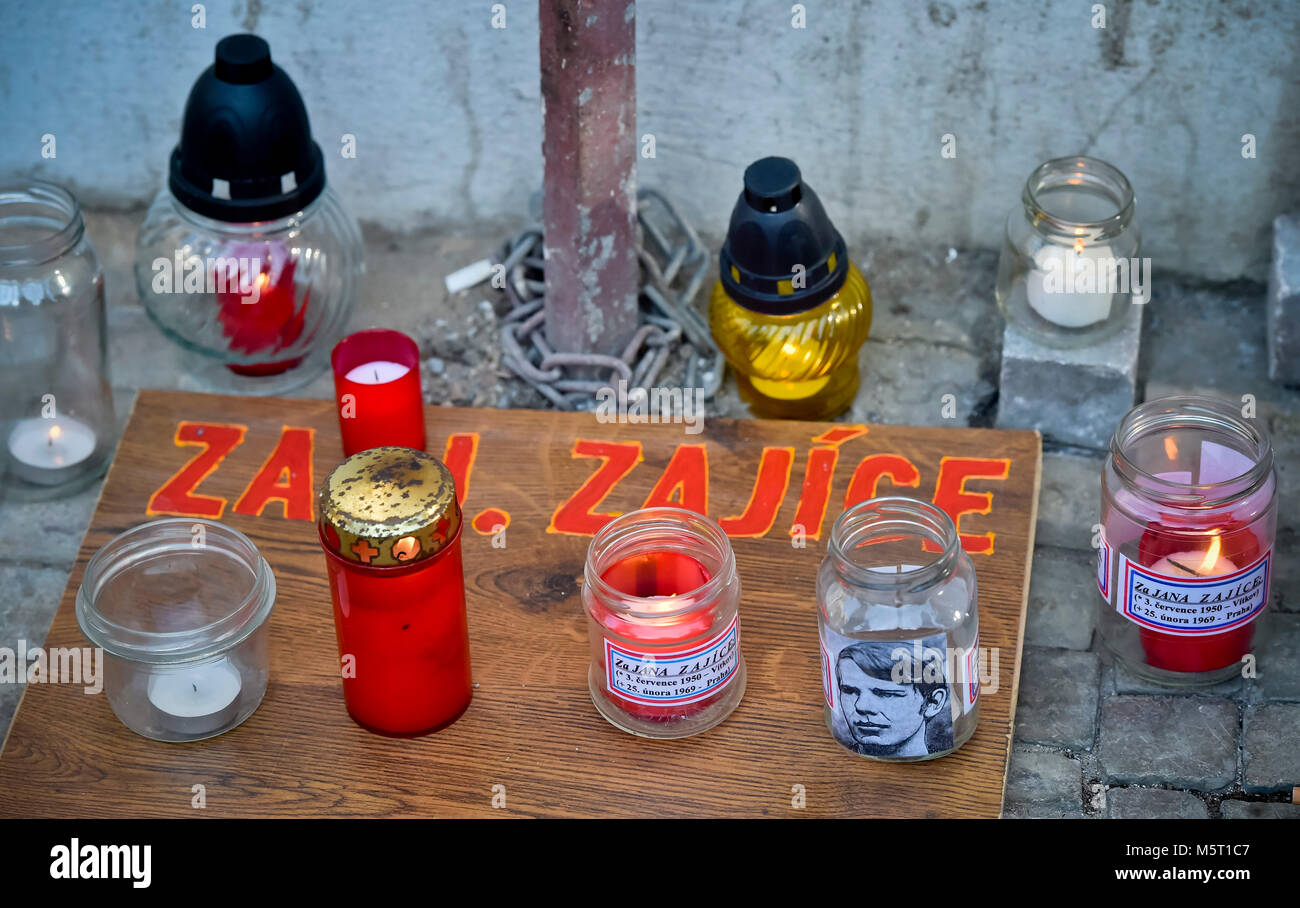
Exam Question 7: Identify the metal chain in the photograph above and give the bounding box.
[495,188,724,411]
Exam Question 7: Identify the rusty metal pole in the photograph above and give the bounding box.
[538,0,640,355]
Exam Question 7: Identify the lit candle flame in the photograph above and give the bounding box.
[1073,238,1086,255]
[1164,437,1178,461]
[48,424,62,445]
[1197,535,1221,574]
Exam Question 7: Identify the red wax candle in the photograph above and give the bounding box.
[1135,517,1262,673]
[591,551,723,723]
[318,447,471,736]
[331,329,426,456]
[582,508,746,739]
[215,241,307,376]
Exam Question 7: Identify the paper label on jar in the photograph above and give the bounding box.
[1116,550,1270,636]
[819,627,955,758]
[604,615,740,706]
[1096,529,1113,602]
[960,632,980,714]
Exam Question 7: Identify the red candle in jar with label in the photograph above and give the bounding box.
[583,508,746,739]
[330,329,426,456]
[1098,397,1277,685]
[1135,519,1264,673]
[317,447,472,736]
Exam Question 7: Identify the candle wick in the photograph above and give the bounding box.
[1167,557,1203,577]
[374,369,379,382]
[193,682,198,692]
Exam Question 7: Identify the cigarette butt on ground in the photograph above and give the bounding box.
[444,259,495,294]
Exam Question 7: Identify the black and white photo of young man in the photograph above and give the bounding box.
[828,634,954,758]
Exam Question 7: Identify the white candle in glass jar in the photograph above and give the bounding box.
[1025,240,1116,328]
[147,658,243,737]
[344,360,410,384]
[6,416,97,485]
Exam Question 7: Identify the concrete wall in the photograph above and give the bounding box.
[3,0,1298,280]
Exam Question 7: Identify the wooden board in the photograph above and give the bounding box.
[0,389,1040,818]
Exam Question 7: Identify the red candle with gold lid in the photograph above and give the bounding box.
[318,446,471,735]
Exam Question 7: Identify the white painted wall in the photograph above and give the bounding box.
[3,0,1297,280]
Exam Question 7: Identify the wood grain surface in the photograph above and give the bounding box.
[0,389,1041,818]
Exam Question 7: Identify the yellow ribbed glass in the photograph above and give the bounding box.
[709,263,872,420]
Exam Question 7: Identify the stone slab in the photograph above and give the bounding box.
[1098,696,1238,790]
[1243,704,1300,793]
[1268,213,1300,385]
[1026,547,1097,651]
[1107,787,1208,819]
[1005,747,1081,807]
[996,300,1142,449]
[1220,800,1300,818]
[1014,648,1101,751]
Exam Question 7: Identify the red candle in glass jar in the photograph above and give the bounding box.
[318,447,471,736]
[591,551,727,722]
[215,241,306,376]
[331,329,426,456]
[583,508,746,739]
[1099,397,1277,684]
[1134,519,1264,673]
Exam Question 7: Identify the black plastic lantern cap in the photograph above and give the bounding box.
[719,156,849,315]
[168,34,326,222]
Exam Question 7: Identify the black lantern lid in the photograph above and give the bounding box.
[168,34,326,222]
[718,156,850,315]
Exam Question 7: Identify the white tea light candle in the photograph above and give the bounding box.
[147,657,243,738]
[344,360,410,384]
[7,416,97,485]
[1025,240,1115,328]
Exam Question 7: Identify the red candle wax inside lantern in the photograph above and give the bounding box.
[590,550,727,723]
[1136,517,1262,673]
[331,329,426,456]
[215,242,307,376]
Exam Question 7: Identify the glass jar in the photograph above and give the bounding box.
[133,33,364,395]
[0,181,115,500]
[710,157,872,420]
[318,446,472,736]
[75,519,275,742]
[817,497,979,761]
[135,187,362,394]
[583,507,745,739]
[995,155,1140,348]
[1098,396,1276,686]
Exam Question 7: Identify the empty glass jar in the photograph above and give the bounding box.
[0,180,115,499]
[817,497,980,761]
[996,155,1141,347]
[76,519,276,742]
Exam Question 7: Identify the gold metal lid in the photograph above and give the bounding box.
[318,446,461,566]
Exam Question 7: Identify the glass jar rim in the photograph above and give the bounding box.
[0,181,85,266]
[828,496,961,592]
[1109,395,1273,505]
[76,518,276,664]
[584,507,736,620]
[1022,155,1135,241]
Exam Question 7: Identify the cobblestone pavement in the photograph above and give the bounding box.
[1,211,1295,818]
